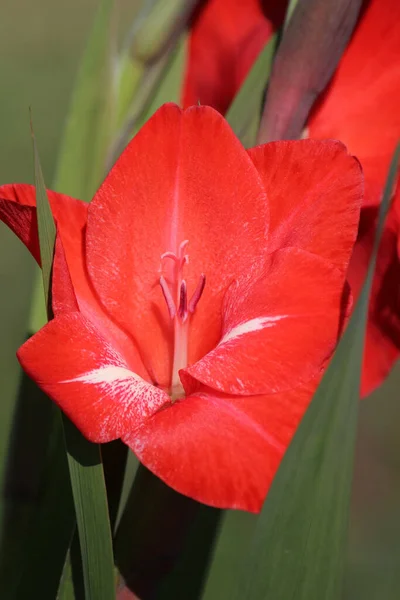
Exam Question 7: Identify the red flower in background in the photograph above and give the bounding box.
[182,0,287,113]
[184,0,400,396]
[308,0,400,395]
[0,105,362,511]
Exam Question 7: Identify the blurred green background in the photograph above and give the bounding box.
[0,1,399,598]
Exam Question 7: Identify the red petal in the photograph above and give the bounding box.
[308,0,400,208]
[248,139,363,273]
[124,378,318,512]
[182,0,286,114]
[86,104,269,388]
[185,248,344,395]
[0,183,87,265]
[0,185,89,318]
[17,312,170,443]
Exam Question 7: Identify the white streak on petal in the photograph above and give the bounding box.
[220,315,288,345]
[64,365,137,385]
[61,365,165,419]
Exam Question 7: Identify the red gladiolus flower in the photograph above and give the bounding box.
[183,0,400,397]
[0,105,362,511]
[182,0,287,113]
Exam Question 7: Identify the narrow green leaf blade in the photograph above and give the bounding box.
[53,0,115,201]
[109,33,187,165]
[236,143,400,600]
[29,0,116,334]
[57,554,76,600]
[226,35,277,148]
[57,532,85,600]
[31,125,56,311]
[132,0,197,63]
[63,419,116,600]
[139,33,188,123]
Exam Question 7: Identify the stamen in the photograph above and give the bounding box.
[159,276,176,319]
[178,280,188,322]
[188,274,206,313]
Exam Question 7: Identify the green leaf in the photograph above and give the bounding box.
[29,0,116,335]
[113,449,139,534]
[114,54,144,132]
[235,143,400,600]
[31,121,56,313]
[102,440,129,533]
[63,419,116,600]
[284,0,298,27]
[131,0,197,63]
[57,553,76,600]
[109,33,187,166]
[226,35,277,148]
[53,0,116,202]
[135,33,188,129]
[57,532,85,600]
[202,511,257,600]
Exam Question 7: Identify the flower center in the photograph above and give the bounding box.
[159,240,205,401]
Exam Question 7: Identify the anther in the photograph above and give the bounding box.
[178,280,188,322]
[159,276,176,319]
[188,274,206,313]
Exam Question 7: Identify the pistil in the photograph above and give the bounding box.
[171,314,189,401]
